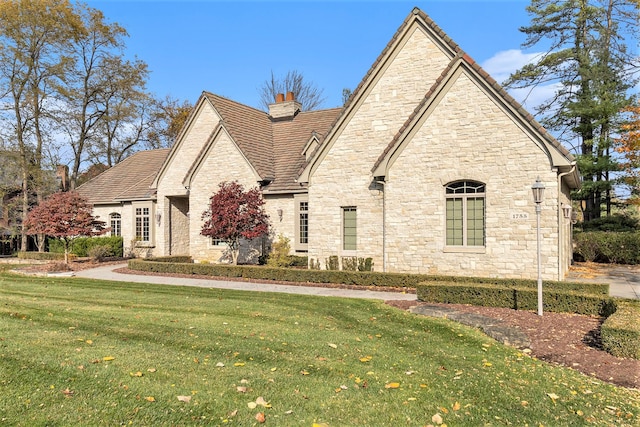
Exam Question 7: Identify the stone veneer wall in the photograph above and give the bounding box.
[384,72,563,280]
[308,27,453,270]
[189,130,268,263]
[156,101,221,256]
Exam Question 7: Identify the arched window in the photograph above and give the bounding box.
[445,181,485,247]
[109,213,121,237]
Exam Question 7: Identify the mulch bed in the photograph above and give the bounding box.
[387,300,639,389]
[13,260,640,390]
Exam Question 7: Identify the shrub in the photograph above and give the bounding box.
[150,256,193,263]
[416,282,617,317]
[87,245,114,261]
[573,231,640,264]
[309,258,321,270]
[48,236,124,258]
[342,257,358,271]
[289,255,308,267]
[326,256,339,271]
[18,251,76,261]
[601,301,640,359]
[128,259,608,295]
[577,214,639,232]
[358,257,374,272]
[267,234,291,267]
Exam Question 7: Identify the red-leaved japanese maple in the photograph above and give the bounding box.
[23,191,106,263]
[201,181,269,265]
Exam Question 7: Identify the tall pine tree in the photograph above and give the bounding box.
[506,0,639,221]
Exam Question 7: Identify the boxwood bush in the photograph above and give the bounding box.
[17,251,76,261]
[601,300,640,359]
[129,259,608,295]
[415,282,617,317]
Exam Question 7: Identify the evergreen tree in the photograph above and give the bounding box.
[506,0,639,220]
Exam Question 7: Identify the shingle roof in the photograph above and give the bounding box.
[269,108,340,192]
[76,149,169,204]
[198,92,340,193]
[203,93,275,180]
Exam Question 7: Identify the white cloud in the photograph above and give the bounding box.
[481,49,560,111]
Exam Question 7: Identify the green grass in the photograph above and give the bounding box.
[0,270,638,426]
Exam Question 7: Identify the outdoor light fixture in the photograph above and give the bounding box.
[532,177,545,316]
[562,204,572,220]
[277,209,283,222]
[155,212,162,226]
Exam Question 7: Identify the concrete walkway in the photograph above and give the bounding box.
[567,264,640,300]
[73,263,417,301]
[70,262,640,300]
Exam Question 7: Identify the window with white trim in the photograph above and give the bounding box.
[135,207,150,242]
[445,181,485,247]
[110,213,121,237]
[299,201,308,244]
[342,207,357,251]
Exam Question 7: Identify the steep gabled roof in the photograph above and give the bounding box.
[297,7,463,183]
[371,53,579,188]
[76,149,169,204]
[203,92,275,180]
[180,92,340,194]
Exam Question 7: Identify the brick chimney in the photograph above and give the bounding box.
[268,91,301,120]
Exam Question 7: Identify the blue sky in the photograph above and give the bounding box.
[87,0,544,110]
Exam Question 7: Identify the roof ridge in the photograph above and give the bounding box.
[203,91,268,116]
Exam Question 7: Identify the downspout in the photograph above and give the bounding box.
[375,177,386,272]
[557,163,577,280]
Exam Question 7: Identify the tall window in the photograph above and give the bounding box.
[343,207,357,251]
[110,213,121,237]
[445,181,485,247]
[135,207,150,242]
[299,201,308,244]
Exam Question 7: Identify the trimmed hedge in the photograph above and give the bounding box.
[48,236,124,258]
[17,251,77,261]
[150,256,194,263]
[129,259,608,295]
[601,301,640,359]
[573,231,640,264]
[415,282,617,317]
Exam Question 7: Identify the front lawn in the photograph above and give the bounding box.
[0,271,637,426]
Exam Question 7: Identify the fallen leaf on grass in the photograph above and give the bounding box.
[384,382,400,389]
[62,388,74,397]
[359,356,372,363]
[431,413,443,424]
[328,343,337,349]
[236,386,247,393]
[129,371,143,377]
[102,356,115,361]
[255,412,265,423]
[145,396,155,402]
[177,395,191,403]
[547,393,560,401]
[452,401,461,411]
[147,368,156,373]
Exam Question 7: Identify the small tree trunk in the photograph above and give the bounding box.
[63,239,69,264]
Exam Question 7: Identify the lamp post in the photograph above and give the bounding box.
[532,177,545,316]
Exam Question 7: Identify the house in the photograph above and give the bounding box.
[78,7,580,281]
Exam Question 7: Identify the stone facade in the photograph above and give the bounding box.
[80,8,579,281]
